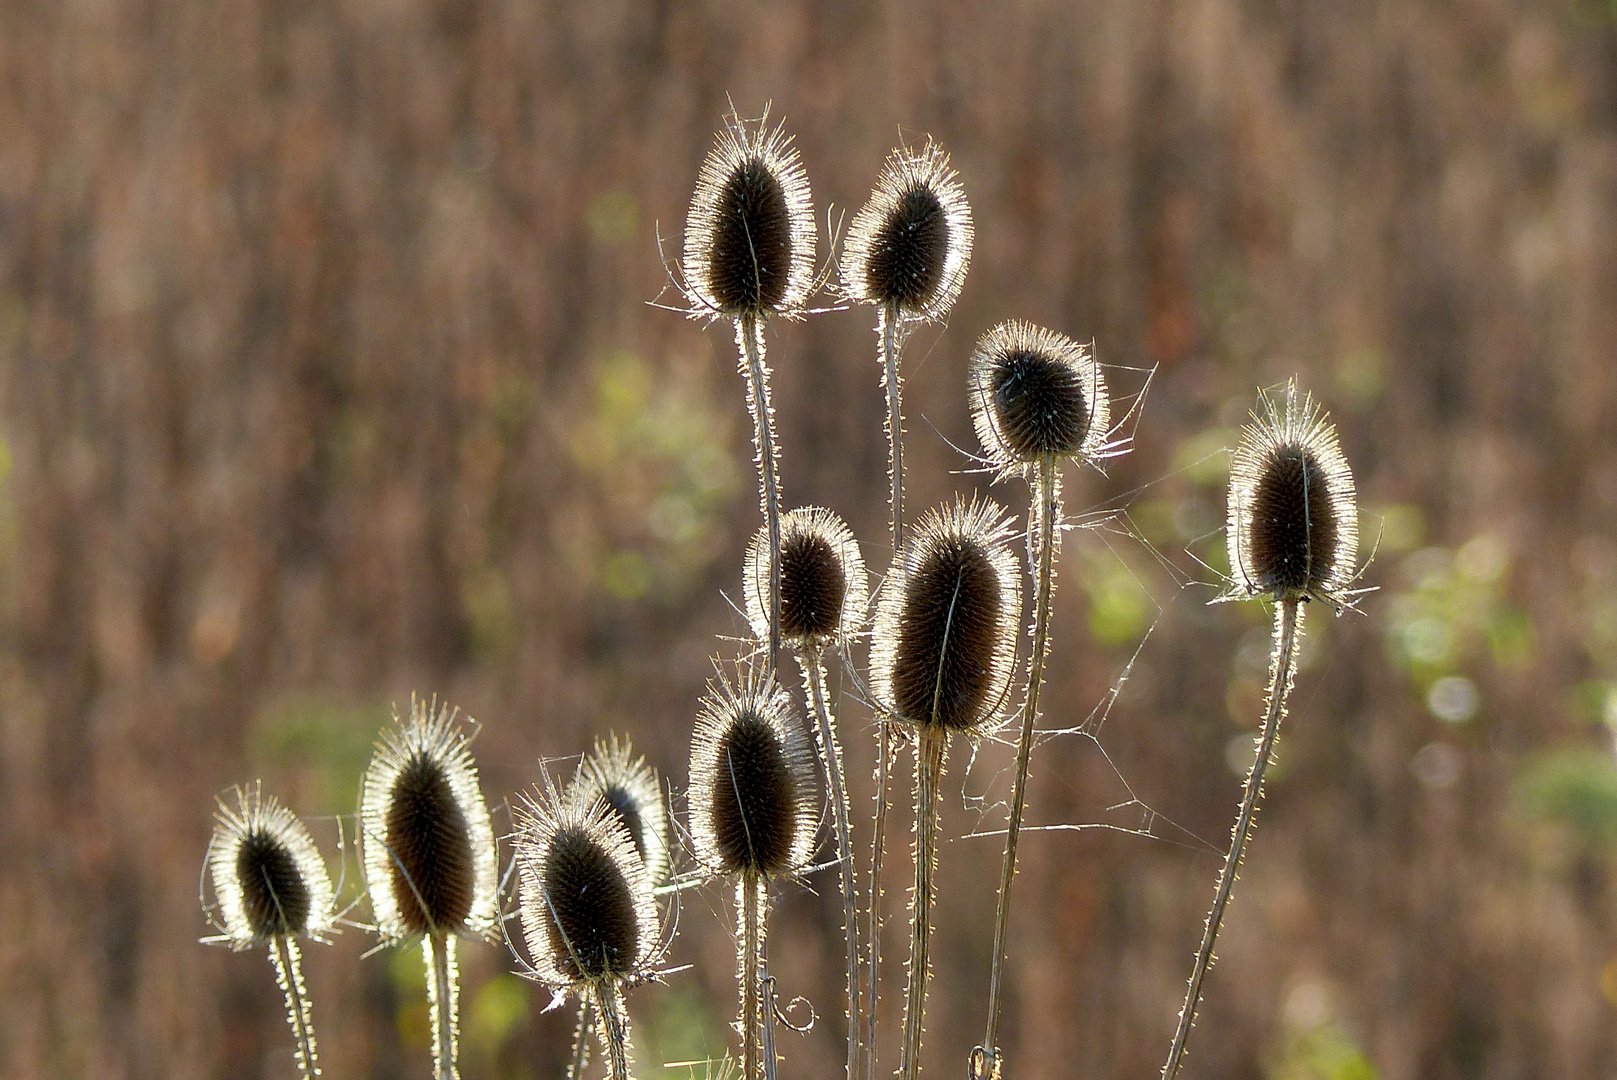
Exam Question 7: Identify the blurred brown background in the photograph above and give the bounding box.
[4,0,1617,1077]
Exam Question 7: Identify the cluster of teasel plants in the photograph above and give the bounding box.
[200,106,1367,1080]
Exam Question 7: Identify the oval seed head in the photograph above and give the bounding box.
[689,668,819,879]
[842,141,973,322]
[515,788,660,988]
[564,734,670,889]
[682,109,816,319]
[359,697,499,942]
[745,506,869,651]
[1226,381,1359,606]
[206,783,335,950]
[968,320,1110,476]
[870,498,1022,733]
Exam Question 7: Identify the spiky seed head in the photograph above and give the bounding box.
[564,734,670,889]
[689,668,819,879]
[514,789,660,988]
[1225,381,1359,607]
[359,697,498,942]
[871,498,1022,733]
[745,506,869,651]
[682,109,815,320]
[206,783,335,950]
[842,141,973,321]
[968,320,1110,476]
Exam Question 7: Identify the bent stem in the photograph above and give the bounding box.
[594,982,635,1080]
[738,872,767,1080]
[268,934,319,1079]
[800,649,860,1080]
[901,731,947,1080]
[977,458,1059,1080]
[1160,598,1302,1080]
[425,931,460,1080]
[738,312,783,676]
[568,999,596,1080]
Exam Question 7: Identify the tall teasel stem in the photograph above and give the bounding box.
[1162,599,1301,1080]
[567,999,595,1080]
[739,312,783,675]
[979,457,1059,1077]
[801,650,861,1080]
[269,934,319,1079]
[594,982,635,1080]
[901,731,947,1080]
[738,873,766,1080]
[426,931,460,1080]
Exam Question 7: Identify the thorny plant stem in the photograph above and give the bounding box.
[269,934,319,1079]
[426,931,460,1080]
[760,961,781,1080]
[739,873,766,1080]
[802,650,861,1080]
[738,312,782,677]
[901,732,947,1080]
[1161,599,1302,1080]
[567,999,595,1080]
[976,458,1058,1080]
[594,983,634,1080]
[869,300,904,1080]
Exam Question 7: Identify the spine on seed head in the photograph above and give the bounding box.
[206,783,335,950]
[745,506,869,653]
[843,141,973,322]
[968,319,1110,478]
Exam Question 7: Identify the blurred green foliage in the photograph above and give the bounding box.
[247,695,390,818]
[1269,1021,1379,1080]
[1514,749,1617,847]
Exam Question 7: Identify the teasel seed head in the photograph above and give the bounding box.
[359,696,499,942]
[871,498,1022,733]
[515,787,661,989]
[968,320,1110,477]
[565,734,670,889]
[744,506,869,652]
[1225,381,1360,608]
[206,783,335,949]
[689,667,819,879]
[842,140,973,322]
[682,108,816,320]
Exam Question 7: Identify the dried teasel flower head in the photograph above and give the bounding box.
[871,498,1022,733]
[359,696,499,942]
[564,734,670,889]
[744,506,869,652]
[205,783,335,949]
[968,320,1110,477]
[682,107,816,320]
[1224,381,1360,609]
[689,666,819,879]
[842,140,973,322]
[514,785,661,989]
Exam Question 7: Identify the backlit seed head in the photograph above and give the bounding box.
[745,506,869,651]
[683,108,815,319]
[205,783,334,950]
[1225,381,1359,607]
[689,667,819,879]
[514,788,660,988]
[871,498,1022,733]
[564,734,670,889]
[842,141,973,321]
[968,320,1110,475]
[359,696,498,942]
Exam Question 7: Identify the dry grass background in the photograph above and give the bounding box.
[4,0,1617,1077]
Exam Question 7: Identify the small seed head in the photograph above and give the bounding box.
[205,783,334,950]
[689,668,819,879]
[745,506,869,651]
[683,109,815,319]
[969,320,1110,475]
[843,141,973,321]
[871,498,1022,733]
[1225,382,1359,607]
[359,696,498,942]
[564,734,670,889]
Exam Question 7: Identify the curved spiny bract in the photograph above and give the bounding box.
[745,506,869,653]
[843,141,973,322]
[1225,381,1359,608]
[689,669,820,880]
[358,697,499,943]
[870,498,1023,735]
[207,784,335,950]
[968,320,1110,479]
[565,735,670,890]
[682,109,816,321]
